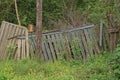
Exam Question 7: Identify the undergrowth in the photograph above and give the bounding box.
[0,53,117,80]
[109,43,120,79]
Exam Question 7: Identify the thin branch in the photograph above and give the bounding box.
[14,0,21,25]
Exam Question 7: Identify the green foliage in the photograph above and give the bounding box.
[7,44,16,59]
[109,43,120,79]
[72,38,81,59]
[0,54,116,80]
[0,0,120,29]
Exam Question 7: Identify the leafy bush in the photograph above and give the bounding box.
[109,44,120,79]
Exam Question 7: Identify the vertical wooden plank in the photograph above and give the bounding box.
[80,30,89,58]
[25,30,29,58]
[0,21,6,45]
[84,29,94,57]
[42,41,48,61]
[21,39,23,59]
[69,32,76,59]
[12,27,21,59]
[0,23,10,59]
[87,28,97,55]
[59,33,66,51]
[17,39,21,60]
[10,26,20,44]
[21,39,26,59]
[47,35,56,61]
[74,31,86,60]
[103,31,107,50]
[44,35,53,61]
[22,29,27,59]
[58,33,69,59]
[55,34,62,53]
[0,23,8,52]
[63,32,72,58]
[51,34,59,59]
[99,22,103,47]
[29,37,35,57]
[20,30,26,59]
[91,28,100,54]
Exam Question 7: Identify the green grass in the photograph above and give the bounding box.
[0,53,117,80]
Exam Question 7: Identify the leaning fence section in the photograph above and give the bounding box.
[28,25,100,61]
[0,21,29,60]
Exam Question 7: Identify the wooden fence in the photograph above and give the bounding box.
[0,21,119,61]
[27,25,100,61]
[0,21,29,60]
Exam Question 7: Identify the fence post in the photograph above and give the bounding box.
[99,21,103,47]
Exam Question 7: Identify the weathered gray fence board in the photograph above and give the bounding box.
[64,33,72,58]
[80,30,89,57]
[55,34,62,53]
[73,31,82,59]
[91,28,100,54]
[42,42,48,61]
[84,29,94,57]
[59,33,66,51]
[87,29,95,56]
[76,31,86,60]
[47,35,56,61]
[1,23,9,58]
[70,32,77,58]
[88,29,97,54]
[44,39,52,61]
[51,34,59,58]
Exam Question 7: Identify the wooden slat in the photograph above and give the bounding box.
[3,24,14,57]
[55,34,62,51]
[42,41,48,61]
[16,39,21,60]
[29,37,35,57]
[0,21,6,45]
[47,35,56,61]
[25,30,29,58]
[44,35,53,61]
[87,28,97,55]
[0,23,9,59]
[80,30,89,58]
[51,34,59,59]
[59,33,66,51]
[14,27,20,59]
[68,32,76,59]
[21,30,25,59]
[13,27,22,59]
[55,34,62,53]
[21,39,25,59]
[62,32,72,58]
[83,29,93,57]
[99,22,103,46]
[74,31,85,60]
[90,28,100,54]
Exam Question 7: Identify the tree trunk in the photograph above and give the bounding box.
[36,0,43,60]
